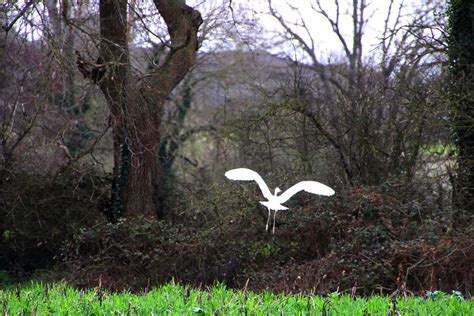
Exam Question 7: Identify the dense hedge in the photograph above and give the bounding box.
[1,170,471,295]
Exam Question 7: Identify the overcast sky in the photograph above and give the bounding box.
[12,0,435,62]
[221,0,426,60]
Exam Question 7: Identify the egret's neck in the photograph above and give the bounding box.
[274,187,281,196]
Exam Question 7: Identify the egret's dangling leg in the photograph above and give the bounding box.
[272,210,278,234]
[265,208,271,231]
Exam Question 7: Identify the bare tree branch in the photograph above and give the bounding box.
[2,0,37,33]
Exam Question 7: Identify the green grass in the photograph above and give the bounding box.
[0,282,472,315]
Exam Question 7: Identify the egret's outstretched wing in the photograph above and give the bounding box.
[225,168,273,200]
[277,181,335,203]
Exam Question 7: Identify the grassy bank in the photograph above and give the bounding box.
[1,282,471,315]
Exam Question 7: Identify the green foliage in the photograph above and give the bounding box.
[447,0,474,210]
[1,282,472,315]
[250,241,280,258]
[447,0,474,66]
[0,271,12,285]
[422,143,458,157]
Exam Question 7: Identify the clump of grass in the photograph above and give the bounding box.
[1,282,472,315]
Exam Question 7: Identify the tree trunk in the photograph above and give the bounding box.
[88,0,202,220]
[448,0,474,213]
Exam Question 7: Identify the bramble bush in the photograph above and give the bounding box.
[0,167,471,296]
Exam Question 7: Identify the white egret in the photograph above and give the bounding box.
[225,168,335,233]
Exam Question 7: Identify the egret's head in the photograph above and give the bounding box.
[274,187,282,196]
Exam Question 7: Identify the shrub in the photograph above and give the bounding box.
[0,170,106,275]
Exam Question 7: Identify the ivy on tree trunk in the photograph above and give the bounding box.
[448,0,474,213]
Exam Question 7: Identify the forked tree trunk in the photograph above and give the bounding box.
[79,0,202,219]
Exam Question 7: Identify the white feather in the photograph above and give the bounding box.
[225,168,273,200]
